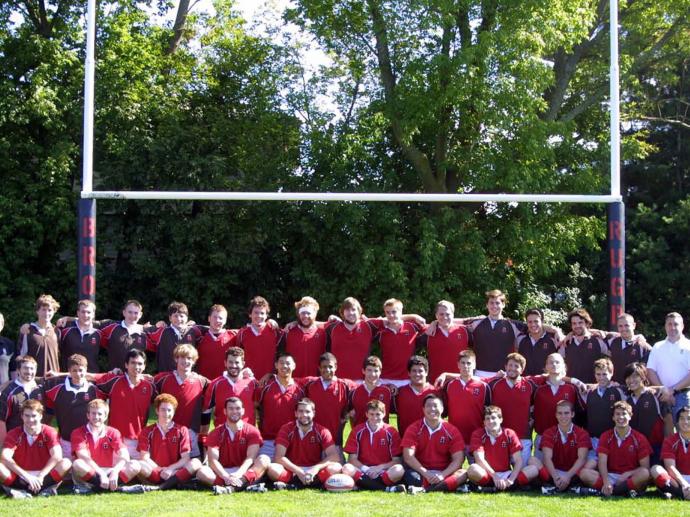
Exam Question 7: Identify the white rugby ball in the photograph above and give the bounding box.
[324,473,355,492]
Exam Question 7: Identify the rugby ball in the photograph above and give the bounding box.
[324,473,355,492]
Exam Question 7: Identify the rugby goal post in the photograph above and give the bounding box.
[77,0,625,327]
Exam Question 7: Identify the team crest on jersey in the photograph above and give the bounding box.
[520,386,527,392]
[543,343,549,349]
[609,395,615,401]
[380,439,387,446]
[309,436,316,443]
[239,438,246,445]
[628,445,635,452]
[631,350,638,356]
[37,440,44,448]
[84,394,90,401]
[473,388,480,396]
[569,440,576,447]
[102,443,110,450]
[501,441,508,448]
[378,394,385,401]
[142,387,148,394]
[501,328,507,333]
[91,337,97,344]
[172,436,178,444]
[439,437,446,444]
[588,343,593,350]
[643,401,650,408]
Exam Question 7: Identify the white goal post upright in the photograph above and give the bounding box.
[77,0,624,325]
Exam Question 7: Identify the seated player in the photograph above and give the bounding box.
[393,356,437,436]
[401,394,467,493]
[580,400,651,497]
[137,394,201,489]
[71,399,141,493]
[651,405,690,500]
[533,400,591,493]
[348,356,393,427]
[467,406,538,491]
[267,398,341,489]
[342,400,404,491]
[0,400,71,498]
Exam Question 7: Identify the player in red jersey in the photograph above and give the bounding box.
[532,400,591,493]
[71,399,141,493]
[561,308,609,384]
[193,304,238,380]
[280,297,326,378]
[342,399,404,491]
[580,401,651,497]
[0,355,45,447]
[255,352,305,459]
[518,308,564,377]
[147,302,198,373]
[197,397,269,494]
[58,300,102,373]
[348,356,393,427]
[325,297,379,381]
[651,405,690,499]
[267,398,341,489]
[137,394,201,490]
[401,394,467,493]
[96,349,157,459]
[237,296,282,380]
[98,300,154,372]
[18,294,61,376]
[468,405,538,491]
[393,356,437,436]
[155,344,209,458]
[415,300,470,383]
[0,400,70,498]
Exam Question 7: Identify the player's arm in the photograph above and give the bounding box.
[74,446,108,485]
[234,444,259,479]
[162,451,191,477]
[107,447,129,489]
[541,446,560,482]
[34,444,63,489]
[402,446,433,482]
[206,446,232,485]
[566,447,589,481]
[433,371,461,388]
[274,443,305,478]
[439,449,464,481]
[0,420,6,448]
[0,444,43,492]
[664,458,690,491]
[506,450,523,486]
[472,448,499,485]
[309,443,340,474]
[597,452,612,495]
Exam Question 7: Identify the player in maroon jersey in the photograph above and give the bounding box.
[602,314,651,384]
[193,304,238,380]
[342,399,404,491]
[580,401,651,497]
[561,308,609,384]
[623,362,664,463]
[0,400,70,498]
[57,299,102,372]
[71,399,141,493]
[348,356,393,427]
[280,297,326,378]
[467,405,538,491]
[18,294,61,376]
[236,296,281,380]
[518,308,563,376]
[137,394,201,489]
[147,302,198,373]
[267,398,342,489]
[401,394,467,493]
[392,356,437,436]
[651,405,690,499]
[0,355,45,447]
[98,300,154,372]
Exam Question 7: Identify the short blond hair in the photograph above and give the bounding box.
[35,294,60,311]
[173,344,199,362]
[295,296,319,312]
[383,298,403,310]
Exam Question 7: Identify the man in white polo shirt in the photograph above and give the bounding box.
[646,312,690,427]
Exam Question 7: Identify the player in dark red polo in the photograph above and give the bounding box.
[96,349,157,459]
[197,397,269,494]
[147,302,198,373]
[280,297,326,378]
[400,394,467,493]
[155,344,208,458]
[267,398,342,489]
[0,355,45,447]
[533,400,591,493]
[651,405,690,499]
[137,394,201,489]
[0,400,70,498]
[342,399,404,491]
[580,401,651,497]
[255,352,305,459]
[623,362,664,464]
[17,294,61,377]
[70,399,141,493]
[58,300,102,372]
[98,300,154,372]
[393,356,437,436]
[606,314,651,384]
[518,308,563,376]
[468,405,538,491]
[236,296,281,380]
[193,304,238,380]
[348,356,393,427]
[561,308,609,384]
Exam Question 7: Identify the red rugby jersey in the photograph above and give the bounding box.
[237,324,281,380]
[416,324,470,383]
[393,383,437,436]
[401,419,465,471]
[154,371,208,432]
[206,422,263,468]
[597,428,652,474]
[325,320,377,380]
[255,378,305,440]
[489,377,537,439]
[344,422,401,466]
[4,425,59,470]
[96,374,157,440]
[349,383,393,427]
[469,427,522,472]
[203,373,258,426]
[275,420,334,466]
[71,424,125,467]
[540,424,591,471]
[444,377,491,443]
[193,327,238,380]
[302,376,352,446]
[282,326,326,378]
[661,433,690,475]
[371,321,423,380]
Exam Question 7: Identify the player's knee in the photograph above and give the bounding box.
[326,462,342,474]
[527,457,542,468]
[388,464,405,479]
[255,454,271,469]
[187,458,202,472]
[196,466,214,484]
[467,464,484,481]
[650,465,665,478]
[341,464,357,477]
[267,463,283,479]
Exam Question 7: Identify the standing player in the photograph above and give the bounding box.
[342,400,404,491]
[0,312,15,383]
[580,401,652,497]
[401,394,467,493]
[197,397,269,494]
[96,349,157,459]
[255,352,305,459]
[561,309,609,384]
[518,308,563,376]
[99,300,153,372]
[267,399,342,489]
[58,300,102,372]
[193,304,238,380]
[606,313,651,384]
[155,344,209,458]
[325,297,378,381]
[392,356,437,436]
[651,405,690,499]
[0,355,44,447]
[623,362,664,463]
[280,297,326,378]
[137,394,201,489]
[468,406,538,491]
[237,296,281,380]
[0,400,70,498]
[147,302,197,373]
[43,354,106,458]
[414,300,470,384]
[18,294,61,376]
[348,356,393,427]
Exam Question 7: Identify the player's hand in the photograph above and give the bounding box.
[296,470,311,485]
[160,467,174,480]
[425,472,444,485]
[227,474,244,487]
[23,473,43,493]
[682,484,690,499]
[494,369,505,379]
[108,471,120,491]
[44,369,59,378]
[434,373,447,388]
[55,317,68,328]
[155,320,166,329]
[411,315,426,326]
[19,323,31,335]
[284,321,297,331]
[257,372,272,387]
[602,483,613,496]
[267,319,279,331]
[661,387,675,403]
[328,315,342,323]
[367,466,384,478]
[425,321,438,337]
[385,383,399,396]
[554,474,569,491]
[241,367,255,379]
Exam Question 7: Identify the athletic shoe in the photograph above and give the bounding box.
[72,485,94,495]
[384,484,407,493]
[212,485,235,495]
[406,486,425,495]
[541,485,557,496]
[141,485,160,492]
[476,486,497,494]
[245,483,267,493]
[38,486,58,497]
[455,484,470,494]
[117,484,146,494]
[660,491,673,500]
[2,486,32,499]
[271,482,298,491]
[628,490,638,499]
[570,487,600,496]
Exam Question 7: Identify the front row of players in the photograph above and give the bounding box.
[3,393,690,499]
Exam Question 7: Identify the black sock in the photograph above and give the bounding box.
[356,475,386,491]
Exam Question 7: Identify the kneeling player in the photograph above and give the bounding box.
[401,394,467,493]
[197,397,269,494]
[137,394,201,489]
[651,405,690,499]
[71,399,141,493]
[0,400,71,498]
[467,406,538,491]
[533,400,591,492]
[580,401,651,497]
[342,400,404,491]
[267,398,342,489]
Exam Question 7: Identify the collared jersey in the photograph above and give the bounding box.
[344,422,401,466]
[401,419,465,471]
[4,425,59,470]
